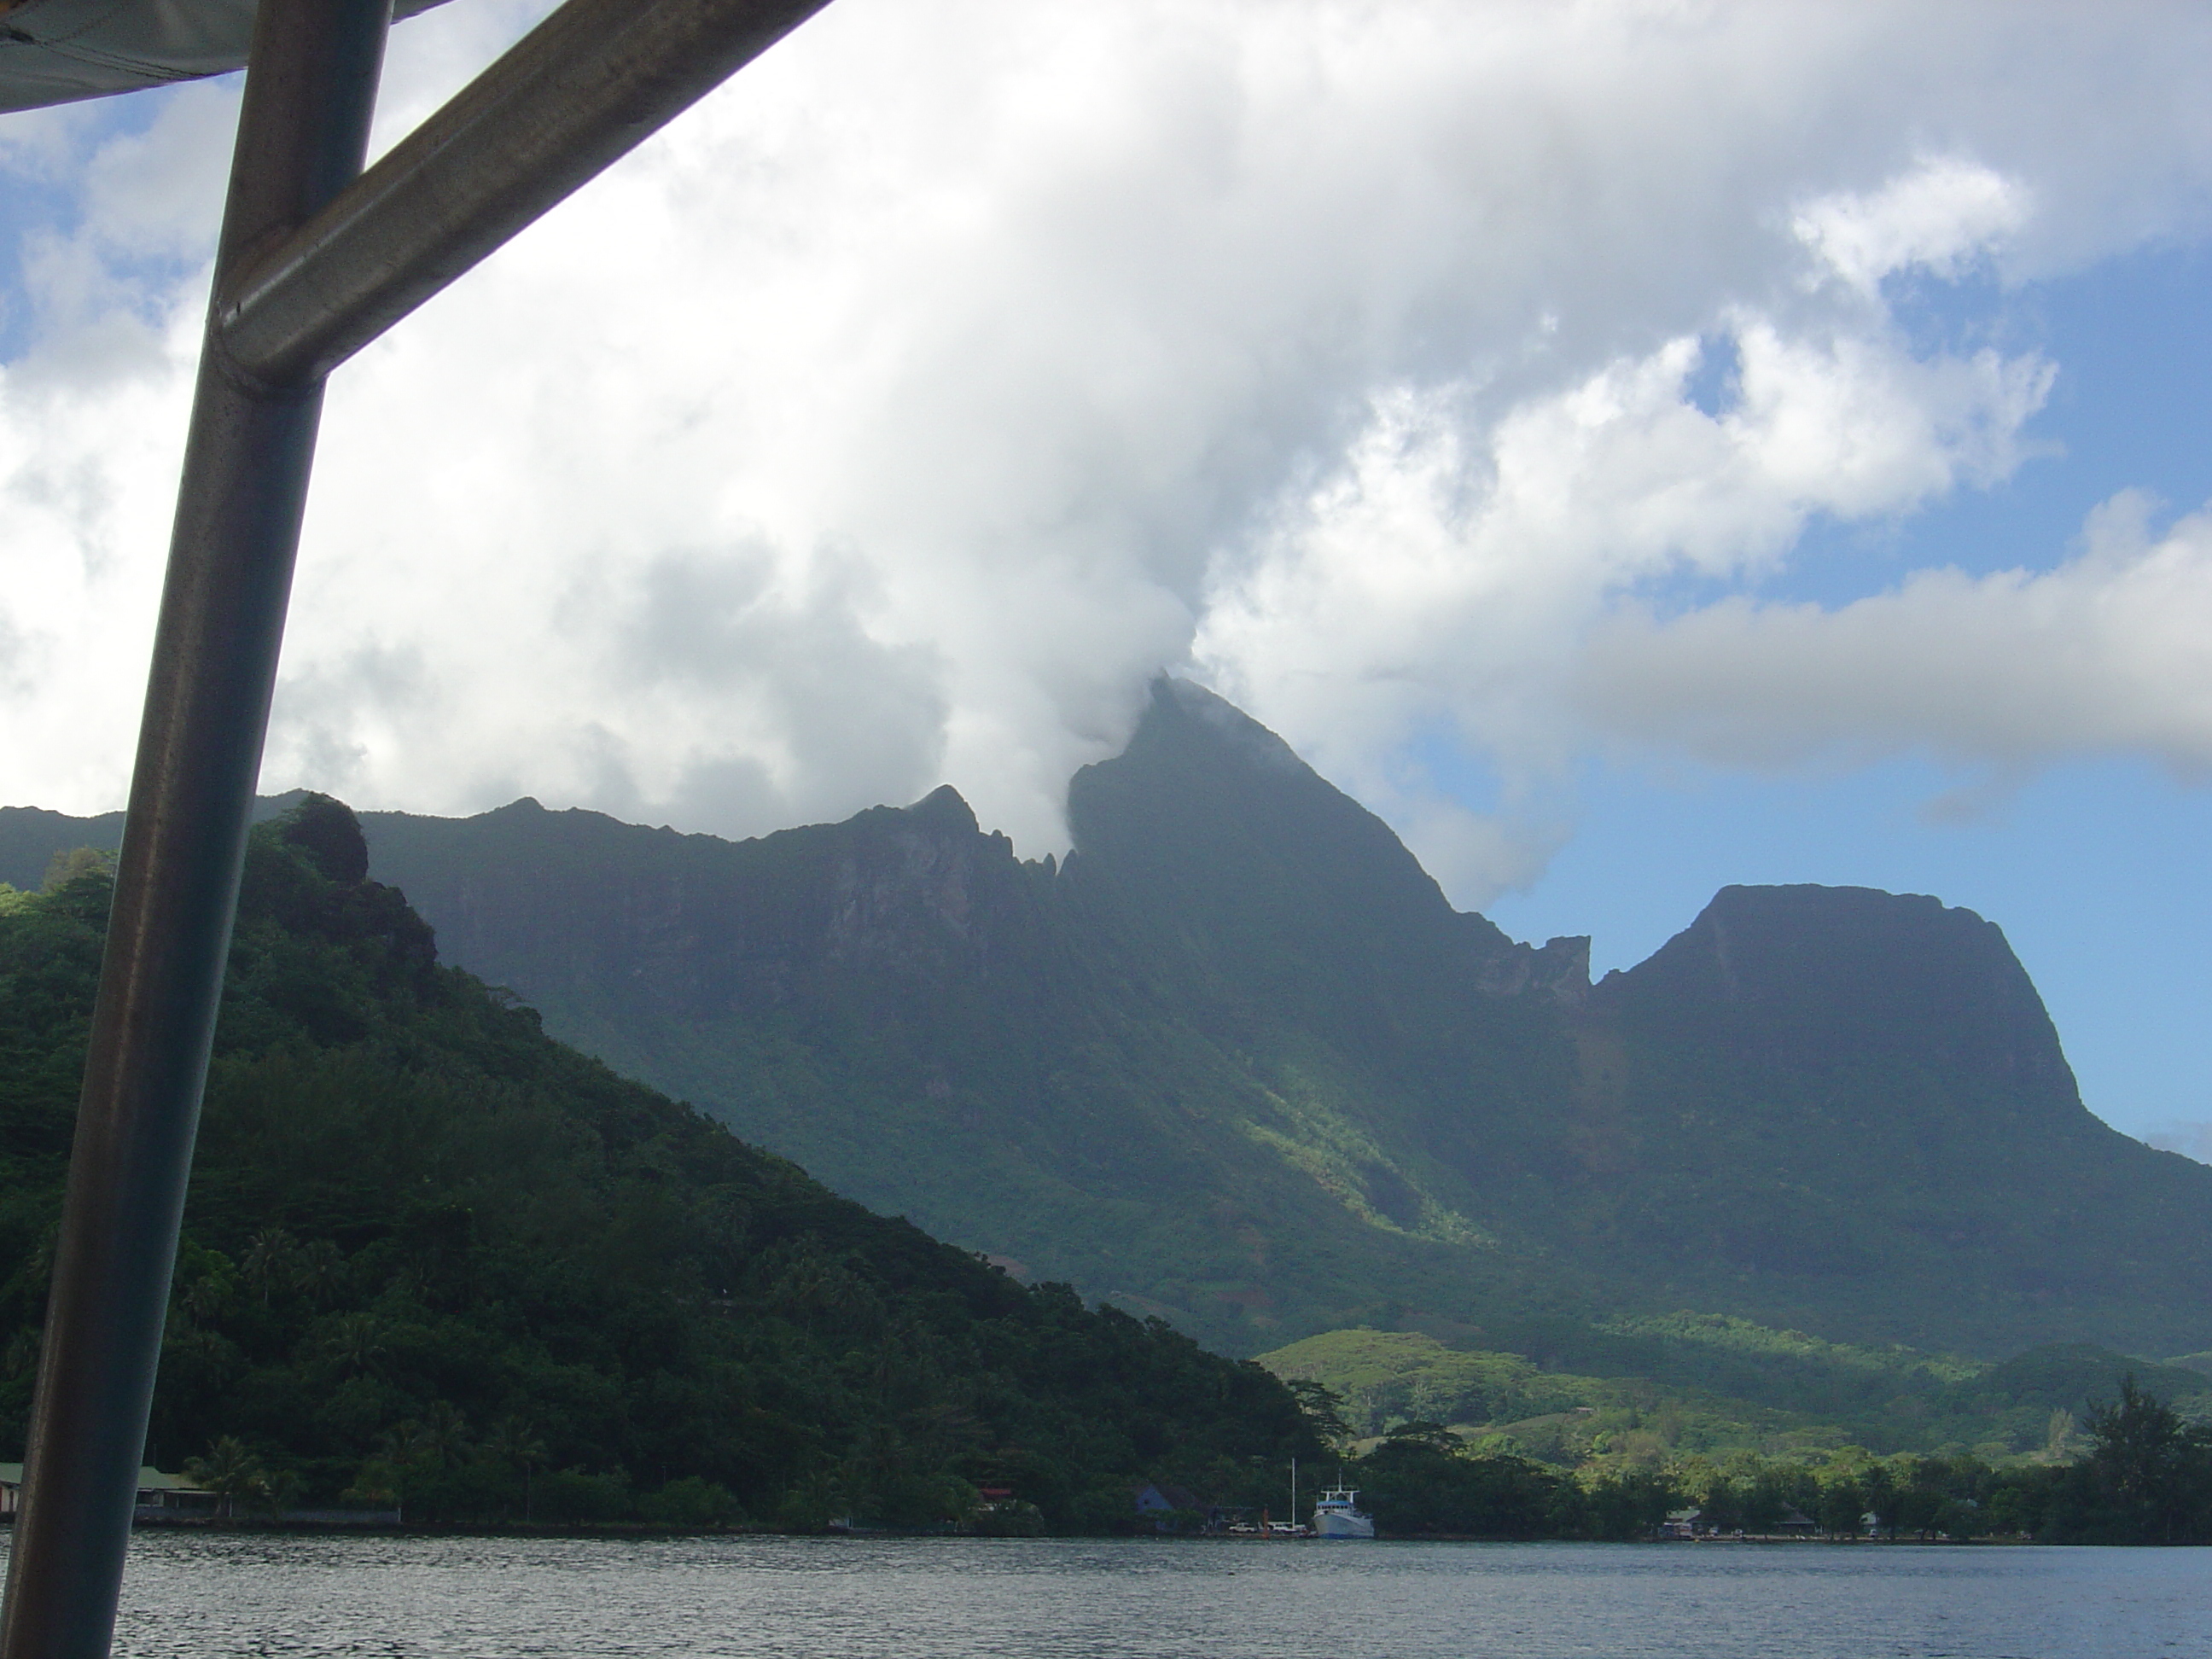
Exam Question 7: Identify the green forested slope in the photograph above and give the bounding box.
[1258,1324,2212,1465]
[0,799,1318,1524]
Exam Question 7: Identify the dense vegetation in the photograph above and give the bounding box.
[1259,1324,2212,1465]
[1263,1327,2212,1542]
[1318,1377,2212,1545]
[0,800,1321,1527]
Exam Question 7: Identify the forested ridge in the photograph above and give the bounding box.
[0,799,1320,1527]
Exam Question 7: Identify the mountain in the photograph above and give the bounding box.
[11,680,2211,1395]
[1048,686,2212,1361]
[1566,883,2212,1351]
[0,797,1318,1524]
[349,775,1531,1359]
[0,805,127,890]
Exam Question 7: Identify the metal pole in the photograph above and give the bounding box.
[219,0,830,385]
[0,0,390,1650]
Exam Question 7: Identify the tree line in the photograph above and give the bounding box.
[1293,1377,2212,1543]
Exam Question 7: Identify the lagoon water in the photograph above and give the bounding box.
[61,1533,2212,1657]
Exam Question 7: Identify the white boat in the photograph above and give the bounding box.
[1311,1486,1375,1539]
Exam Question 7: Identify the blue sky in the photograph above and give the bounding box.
[1487,241,2212,1140]
[3,3,2210,1147]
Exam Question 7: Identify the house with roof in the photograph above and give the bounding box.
[0,1464,213,1521]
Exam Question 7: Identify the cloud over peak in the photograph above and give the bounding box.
[3,1,2211,896]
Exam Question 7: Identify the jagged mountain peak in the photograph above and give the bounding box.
[1142,676,1310,773]
[1069,676,1521,963]
[1599,881,2075,1106]
[905,782,981,833]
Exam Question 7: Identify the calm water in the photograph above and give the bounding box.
[47,1533,2212,1657]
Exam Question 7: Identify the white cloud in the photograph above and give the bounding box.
[1793,156,2032,296]
[2145,1121,2212,1167]
[4,1,2212,882]
[1574,491,2212,783]
[1192,317,2053,894]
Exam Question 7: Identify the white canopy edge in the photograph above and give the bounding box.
[0,0,450,115]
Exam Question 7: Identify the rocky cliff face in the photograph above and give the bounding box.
[364,783,1059,1026]
[1549,880,2212,1349]
[1598,884,2081,1109]
[1479,934,1591,1004]
[1064,679,1588,1015]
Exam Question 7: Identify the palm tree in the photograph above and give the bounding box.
[376,1419,435,1466]
[293,1238,346,1307]
[420,1400,471,1467]
[178,1270,233,1324]
[319,1311,389,1377]
[242,1229,301,1306]
[184,1436,265,1521]
[484,1416,549,1522]
[368,1420,437,1525]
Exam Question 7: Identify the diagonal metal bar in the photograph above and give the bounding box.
[0,0,393,1650]
[219,0,831,387]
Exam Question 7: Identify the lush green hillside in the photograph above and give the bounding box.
[1256,1325,2212,1469]
[0,800,1320,1527]
[0,805,127,891]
